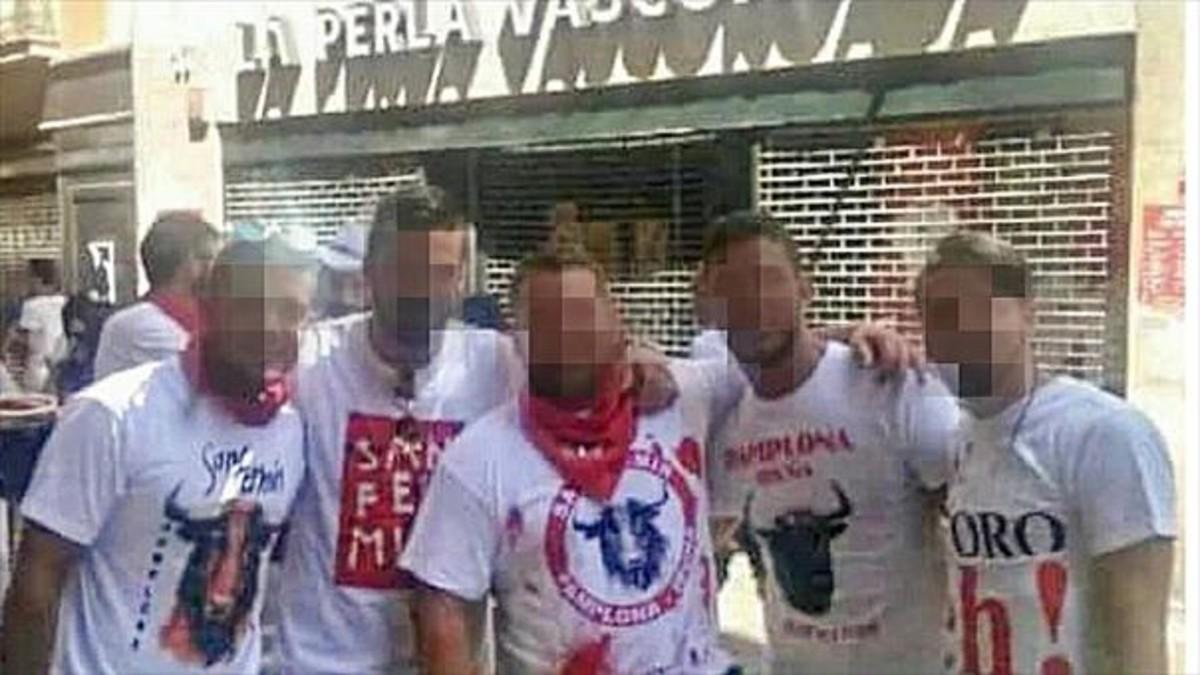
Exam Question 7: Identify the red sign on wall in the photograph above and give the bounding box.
[1138,205,1185,312]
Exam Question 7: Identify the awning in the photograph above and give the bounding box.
[220,35,1132,166]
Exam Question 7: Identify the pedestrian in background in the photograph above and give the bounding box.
[7,259,67,394]
[313,223,368,321]
[93,211,220,380]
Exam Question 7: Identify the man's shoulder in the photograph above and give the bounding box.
[1036,378,1159,448]
[438,401,527,488]
[73,358,186,419]
[104,301,175,335]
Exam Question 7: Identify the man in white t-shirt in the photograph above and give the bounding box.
[9,259,67,392]
[404,247,739,675]
[276,185,522,675]
[2,234,316,674]
[94,211,221,380]
[917,231,1176,675]
[702,212,959,674]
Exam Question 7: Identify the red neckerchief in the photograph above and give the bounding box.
[520,364,635,502]
[149,292,203,341]
[181,334,290,427]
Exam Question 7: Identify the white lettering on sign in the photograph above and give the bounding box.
[231,0,1109,122]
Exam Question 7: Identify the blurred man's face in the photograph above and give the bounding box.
[517,267,624,397]
[704,237,806,368]
[921,265,1031,400]
[318,268,368,319]
[205,264,313,384]
[366,228,466,365]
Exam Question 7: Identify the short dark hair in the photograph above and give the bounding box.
[699,210,801,269]
[366,184,466,264]
[141,211,220,288]
[28,258,60,289]
[509,243,611,312]
[204,234,316,297]
[915,230,1032,304]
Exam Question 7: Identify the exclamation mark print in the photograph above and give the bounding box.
[1037,561,1071,675]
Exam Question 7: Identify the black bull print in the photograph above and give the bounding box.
[163,486,283,666]
[742,481,854,616]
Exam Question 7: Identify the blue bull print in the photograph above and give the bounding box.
[161,486,282,666]
[574,485,670,591]
[744,480,854,616]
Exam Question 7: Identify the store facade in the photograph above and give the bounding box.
[180,1,1144,390]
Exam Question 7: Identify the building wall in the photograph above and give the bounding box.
[1124,3,1188,671]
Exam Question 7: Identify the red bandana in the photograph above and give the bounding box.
[149,292,203,342]
[182,335,290,427]
[520,364,636,502]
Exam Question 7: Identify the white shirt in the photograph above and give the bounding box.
[94,301,190,380]
[17,293,67,390]
[943,377,1176,675]
[712,342,960,674]
[277,315,521,674]
[402,361,734,675]
[20,359,306,675]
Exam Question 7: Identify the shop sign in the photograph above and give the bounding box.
[229,0,1128,122]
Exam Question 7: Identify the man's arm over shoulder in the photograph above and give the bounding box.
[895,374,961,490]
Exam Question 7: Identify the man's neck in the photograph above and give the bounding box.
[748,329,824,400]
[964,359,1037,419]
[154,279,192,298]
[367,316,437,387]
[529,366,600,409]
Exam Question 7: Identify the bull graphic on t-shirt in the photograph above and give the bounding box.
[574,485,670,591]
[746,480,854,616]
[158,485,283,666]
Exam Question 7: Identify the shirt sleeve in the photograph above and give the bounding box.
[894,375,961,490]
[1071,409,1177,557]
[691,356,746,434]
[400,461,499,602]
[17,301,43,332]
[20,397,127,546]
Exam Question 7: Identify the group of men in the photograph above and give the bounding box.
[1,182,1176,675]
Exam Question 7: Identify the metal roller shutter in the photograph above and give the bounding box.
[225,157,422,245]
[0,188,60,298]
[757,116,1127,391]
[477,138,715,355]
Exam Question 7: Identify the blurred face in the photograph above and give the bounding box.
[366,228,466,365]
[516,266,625,398]
[204,263,314,385]
[703,236,807,368]
[921,265,1032,400]
[318,268,368,319]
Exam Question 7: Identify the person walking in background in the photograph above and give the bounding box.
[2,233,315,674]
[313,223,369,321]
[93,211,220,380]
[919,231,1176,675]
[7,259,67,393]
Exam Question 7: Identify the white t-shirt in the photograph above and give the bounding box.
[20,359,306,675]
[277,315,521,674]
[18,293,67,389]
[943,377,1176,675]
[94,301,191,380]
[712,342,960,674]
[402,361,735,675]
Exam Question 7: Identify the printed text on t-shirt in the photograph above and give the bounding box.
[725,426,854,487]
[335,413,464,589]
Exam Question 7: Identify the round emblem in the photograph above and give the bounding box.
[545,448,699,627]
